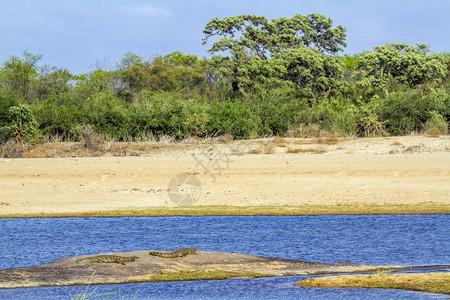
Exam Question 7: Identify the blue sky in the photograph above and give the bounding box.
[1,0,449,74]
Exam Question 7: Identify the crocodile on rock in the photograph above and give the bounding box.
[76,255,138,265]
[149,248,197,258]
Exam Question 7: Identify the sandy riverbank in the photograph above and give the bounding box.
[0,136,449,217]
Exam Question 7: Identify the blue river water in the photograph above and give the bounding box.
[0,215,449,299]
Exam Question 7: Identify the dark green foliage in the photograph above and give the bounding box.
[0,91,19,143]
[0,51,42,101]
[133,94,188,139]
[2,104,42,143]
[357,43,446,87]
[0,91,19,126]
[277,47,344,99]
[380,90,447,135]
[202,13,346,97]
[0,14,448,143]
[206,99,259,139]
[355,96,386,137]
[32,94,81,140]
[81,92,132,140]
[32,67,73,100]
[250,87,304,135]
[202,13,347,57]
[115,52,207,101]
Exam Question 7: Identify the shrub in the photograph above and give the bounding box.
[81,92,132,140]
[32,93,81,140]
[0,92,20,143]
[5,104,43,143]
[184,99,209,137]
[0,127,13,144]
[295,98,358,136]
[356,96,387,137]
[0,139,30,158]
[250,87,303,136]
[206,99,259,139]
[380,90,445,135]
[423,111,448,135]
[74,124,106,150]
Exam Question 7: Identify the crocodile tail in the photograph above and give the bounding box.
[76,258,90,264]
[149,251,176,258]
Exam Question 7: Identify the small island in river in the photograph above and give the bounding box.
[1,249,447,289]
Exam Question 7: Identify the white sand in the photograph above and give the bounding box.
[0,136,449,214]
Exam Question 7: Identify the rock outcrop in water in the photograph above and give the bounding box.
[0,250,444,289]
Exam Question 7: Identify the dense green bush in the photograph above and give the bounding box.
[250,87,304,136]
[0,33,449,143]
[0,91,19,143]
[206,99,259,139]
[3,104,42,143]
[424,111,448,135]
[32,93,81,140]
[184,98,209,137]
[80,92,132,140]
[381,90,447,135]
[355,96,387,137]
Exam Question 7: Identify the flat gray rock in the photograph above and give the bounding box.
[0,250,420,288]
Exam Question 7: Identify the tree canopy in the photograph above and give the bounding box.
[0,13,449,145]
[357,43,447,87]
[202,13,346,96]
[202,13,347,59]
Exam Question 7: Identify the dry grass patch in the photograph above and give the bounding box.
[4,204,448,218]
[246,143,276,154]
[286,124,321,138]
[286,146,326,154]
[286,146,303,154]
[390,140,403,146]
[130,270,264,282]
[215,134,234,143]
[263,143,276,154]
[403,144,424,153]
[247,146,262,154]
[291,138,319,145]
[425,128,442,138]
[317,133,340,145]
[273,136,286,147]
[388,140,405,154]
[81,127,107,151]
[17,141,166,158]
[297,272,450,295]
[0,140,31,158]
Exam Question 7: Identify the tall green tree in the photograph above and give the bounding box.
[34,66,73,100]
[202,13,347,58]
[357,43,447,88]
[117,52,151,96]
[202,13,347,96]
[148,52,206,93]
[0,51,42,101]
[278,46,344,99]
